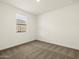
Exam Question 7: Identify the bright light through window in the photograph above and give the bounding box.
[16,13,27,33]
[16,13,27,21]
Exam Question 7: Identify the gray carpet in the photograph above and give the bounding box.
[0,40,79,59]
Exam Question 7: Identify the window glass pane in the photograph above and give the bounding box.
[16,13,27,32]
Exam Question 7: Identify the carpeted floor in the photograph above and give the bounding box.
[0,40,79,59]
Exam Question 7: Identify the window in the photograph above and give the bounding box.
[16,13,27,33]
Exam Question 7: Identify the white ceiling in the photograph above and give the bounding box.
[1,0,79,15]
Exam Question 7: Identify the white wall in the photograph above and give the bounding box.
[38,3,79,50]
[0,2,37,50]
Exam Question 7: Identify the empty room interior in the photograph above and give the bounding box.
[0,0,79,59]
